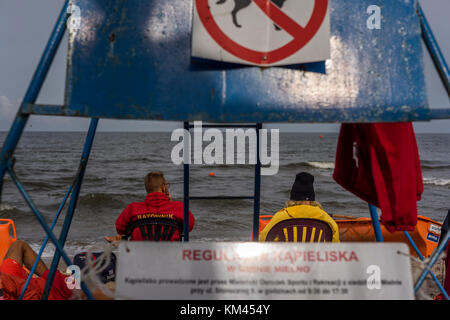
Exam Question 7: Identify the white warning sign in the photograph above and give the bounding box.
[115,242,414,300]
[191,0,330,66]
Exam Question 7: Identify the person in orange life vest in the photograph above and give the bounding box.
[105,171,195,242]
[259,172,339,242]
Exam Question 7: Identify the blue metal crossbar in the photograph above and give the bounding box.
[189,196,255,200]
[369,202,449,299]
[430,109,450,120]
[414,231,450,298]
[183,122,262,242]
[418,3,450,97]
[6,160,94,300]
[42,118,98,300]
[0,0,95,300]
[404,231,449,299]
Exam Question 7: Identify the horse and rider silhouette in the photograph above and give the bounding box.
[216,0,288,30]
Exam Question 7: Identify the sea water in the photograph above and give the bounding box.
[0,132,449,257]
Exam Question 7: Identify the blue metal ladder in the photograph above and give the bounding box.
[182,122,262,241]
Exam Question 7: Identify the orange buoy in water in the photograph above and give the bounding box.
[209,172,215,177]
[320,135,324,139]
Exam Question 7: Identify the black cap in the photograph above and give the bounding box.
[290,172,315,201]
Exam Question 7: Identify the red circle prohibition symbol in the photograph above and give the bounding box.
[195,0,329,65]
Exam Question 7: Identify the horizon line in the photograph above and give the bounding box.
[1,130,450,134]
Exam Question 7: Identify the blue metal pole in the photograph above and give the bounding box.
[183,121,190,242]
[42,118,98,300]
[252,123,262,241]
[430,109,450,120]
[369,204,383,242]
[6,163,94,300]
[0,0,71,202]
[404,231,425,259]
[19,183,74,300]
[417,3,450,97]
[0,116,28,202]
[414,230,450,298]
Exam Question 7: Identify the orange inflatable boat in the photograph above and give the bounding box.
[259,215,442,258]
[0,219,17,265]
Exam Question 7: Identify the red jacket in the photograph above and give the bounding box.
[333,123,423,233]
[115,192,194,241]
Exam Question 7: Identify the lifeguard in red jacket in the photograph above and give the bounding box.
[105,171,194,242]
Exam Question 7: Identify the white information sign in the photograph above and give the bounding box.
[192,0,331,66]
[115,242,414,300]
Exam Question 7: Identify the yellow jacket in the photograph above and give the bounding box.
[259,205,340,243]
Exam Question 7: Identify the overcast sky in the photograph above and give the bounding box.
[0,0,449,133]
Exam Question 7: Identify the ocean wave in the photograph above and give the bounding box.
[0,207,40,226]
[0,205,30,218]
[0,204,18,211]
[306,161,335,169]
[284,161,335,170]
[423,177,450,187]
[29,241,115,260]
[78,193,129,208]
[19,180,56,190]
[421,164,450,170]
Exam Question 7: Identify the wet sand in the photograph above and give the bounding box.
[412,255,447,300]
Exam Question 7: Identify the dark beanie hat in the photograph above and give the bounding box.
[290,172,315,201]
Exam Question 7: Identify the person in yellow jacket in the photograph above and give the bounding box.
[259,172,339,242]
